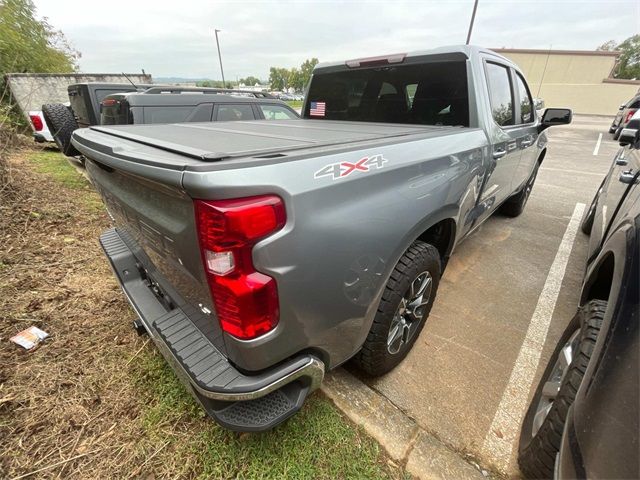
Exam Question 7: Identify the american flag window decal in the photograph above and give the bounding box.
[310,101,326,117]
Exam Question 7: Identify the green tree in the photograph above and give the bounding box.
[197,80,233,89]
[299,58,319,89]
[287,67,302,91]
[597,35,640,79]
[0,0,79,74]
[0,0,80,131]
[239,76,262,86]
[268,67,289,90]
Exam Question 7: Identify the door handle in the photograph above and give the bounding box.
[521,139,534,147]
[616,157,628,166]
[619,169,637,184]
[493,149,507,159]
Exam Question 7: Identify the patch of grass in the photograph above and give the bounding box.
[286,100,303,110]
[28,149,105,214]
[29,150,88,190]
[134,351,396,479]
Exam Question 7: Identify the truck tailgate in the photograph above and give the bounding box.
[84,152,228,353]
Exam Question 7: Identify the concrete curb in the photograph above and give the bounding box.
[321,369,490,480]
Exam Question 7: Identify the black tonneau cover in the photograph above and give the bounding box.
[75,119,447,165]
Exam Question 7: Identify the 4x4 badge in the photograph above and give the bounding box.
[314,154,388,180]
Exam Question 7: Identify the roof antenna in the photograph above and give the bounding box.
[536,45,552,97]
[122,72,138,89]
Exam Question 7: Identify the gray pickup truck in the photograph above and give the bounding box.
[71,45,571,432]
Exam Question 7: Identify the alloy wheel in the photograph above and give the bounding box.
[387,271,433,355]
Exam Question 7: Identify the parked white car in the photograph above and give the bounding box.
[28,110,54,143]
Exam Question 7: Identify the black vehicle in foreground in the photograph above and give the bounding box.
[518,116,640,479]
[99,87,298,126]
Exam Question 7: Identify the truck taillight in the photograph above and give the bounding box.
[194,195,285,340]
[29,114,43,131]
[625,109,637,124]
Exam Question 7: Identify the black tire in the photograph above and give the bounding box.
[353,241,441,376]
[501,162,540,217]
[613,127,622,140]
[518,300,606,479]
[42,103,79,157]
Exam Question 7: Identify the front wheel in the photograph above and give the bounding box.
[518,300,605,479]
[353,241,441,376]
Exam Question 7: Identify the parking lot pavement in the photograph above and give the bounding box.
[355,115,619,475]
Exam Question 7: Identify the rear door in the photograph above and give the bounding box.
[589,134,640,260]
[476,60,522,215]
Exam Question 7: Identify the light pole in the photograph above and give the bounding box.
[466,0,479,45]
[214,29,226,87]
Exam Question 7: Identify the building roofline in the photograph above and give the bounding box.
[492,48,620,57]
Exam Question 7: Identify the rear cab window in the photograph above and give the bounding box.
[304,60,469,126]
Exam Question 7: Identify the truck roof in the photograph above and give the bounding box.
[73,120,458,171]
[314,44,515,73]
[103,92,290,107]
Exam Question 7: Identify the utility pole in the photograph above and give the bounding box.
[214,29,226,87]
[466,0,479,45]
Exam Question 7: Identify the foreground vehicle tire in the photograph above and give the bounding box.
[613,127,622,140]
[42,103,79,157]
[518,300,605,479]
[354,241,441,376]
[501,162,540,217]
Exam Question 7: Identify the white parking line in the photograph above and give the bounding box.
[481,202,586,472]
[593,133,602,155]
[539,167,604,177]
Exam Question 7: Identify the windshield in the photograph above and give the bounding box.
[304,60,469,126]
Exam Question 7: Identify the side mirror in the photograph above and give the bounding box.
[619,128,638,146]
[539,108,572,131]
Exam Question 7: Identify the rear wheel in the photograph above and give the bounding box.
[353,241,441,376]
[42,103,79,157]
[518,300,605,479]
[501,162,540,217]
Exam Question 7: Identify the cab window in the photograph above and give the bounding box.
[486,62,514,127]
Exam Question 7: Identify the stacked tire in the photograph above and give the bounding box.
[41,104,80,157]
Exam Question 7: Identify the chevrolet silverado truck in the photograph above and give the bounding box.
[71,45,571,432]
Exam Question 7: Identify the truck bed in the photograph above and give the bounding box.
[73,119,456,171]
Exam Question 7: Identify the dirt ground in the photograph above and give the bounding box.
[0,149,400,480]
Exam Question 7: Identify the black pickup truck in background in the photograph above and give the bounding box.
[42,85,291,158]
[99,87,298,126]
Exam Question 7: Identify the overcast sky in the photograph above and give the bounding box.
[34,0,639,81]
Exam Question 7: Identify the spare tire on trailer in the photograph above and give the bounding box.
[42,103,80,157]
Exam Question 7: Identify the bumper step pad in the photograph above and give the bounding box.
[100,228,323,432]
